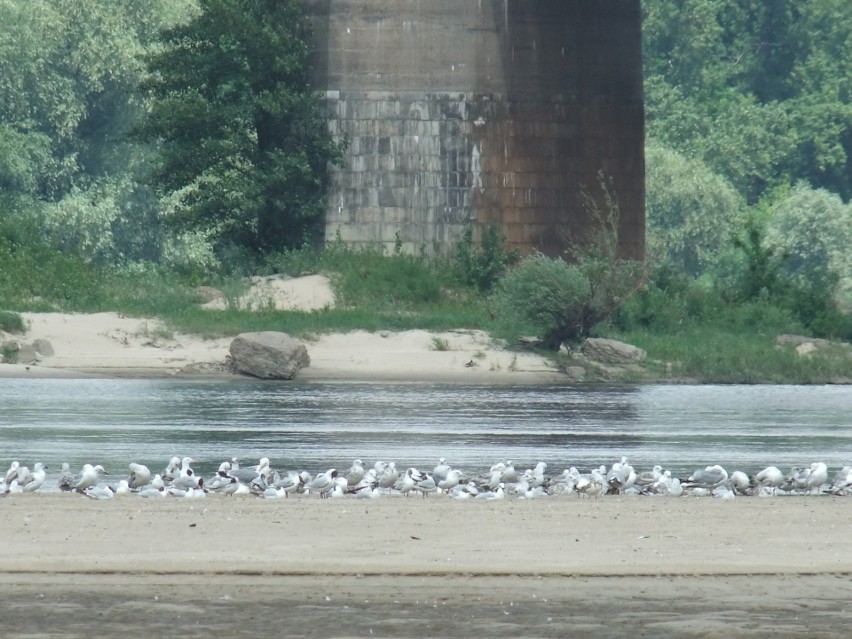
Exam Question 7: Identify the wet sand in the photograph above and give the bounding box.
[2,494,852,637]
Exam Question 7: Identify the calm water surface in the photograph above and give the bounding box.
[1,379,850,488]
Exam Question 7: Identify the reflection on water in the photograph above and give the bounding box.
[0,379,850,487]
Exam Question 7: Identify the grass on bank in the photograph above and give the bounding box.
[1,235,850,384]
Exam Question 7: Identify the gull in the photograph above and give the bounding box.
[273,471,304,497]
[486,468,503,490]
[113,480,131,496]
[261,486,288,499]
[1,479,22,495]
[450,481,479,499]
[58,463,75,491]
[576,468,605,499]
[518,483,548,499]
[355,486,381,499]
[754,466,784,495]
[712,483,736,500]
[71,464,107,492]
[306,469,337,497]
[171,471,202,491]
[785,466,813,493]
[183,485,206,499]
[330,476,348,498]
[414,472,437,497]
[397,468,419,497]
[163,456,182,482]
[222,477,251,496]
[803,462,828,494]
[229,457,270,485]
[530,462,548,488]
[178,456,197,478]
[729,470,750,495]
[635,465,664,489]
[4,461,19,485]
[128,463,152,490]
[13,465,31,487]
[685,465,728,489]
[170,477,206,497]
[206,471,233,492]
[647,470,680,496]
[830,466,852,495]
[377,462,399,490]
[84,485,115,500]
[353,468,378,494]
[547,469,579,496]
[475,482,505,500]
[664,476,684,497]
[501,461,518,484]
[22,463,47,493]
[432,458,451,483]
[137,486,167,498]
[437,469,462,493]
[489,461,505,473]
[344,459,365,486]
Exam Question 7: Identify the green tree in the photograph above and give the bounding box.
[136,0,344,256]
[645,141,745,275]
[766,183,852,304]
[643,0,852,202]
[0,0,196,264]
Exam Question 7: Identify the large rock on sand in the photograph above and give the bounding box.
[581,338,646,366]
[229,332,310,380]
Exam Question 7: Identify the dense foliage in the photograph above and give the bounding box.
[643,0,851,202]
[642,0,852,333]
[0,0,849,378]
[135,0,344,257]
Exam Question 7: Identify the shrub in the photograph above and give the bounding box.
[492,254,592,347]
[493,175,646,348]
[0,310,24,333]
[455,221,520,292]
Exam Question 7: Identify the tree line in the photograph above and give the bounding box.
[0,0,849,319]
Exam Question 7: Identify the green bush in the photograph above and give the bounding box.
[0,310,24,333]
[491,253,593,347]
[455,221,520,292]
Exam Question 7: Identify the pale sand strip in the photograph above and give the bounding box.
[2,494,849,576]
[4,312,564,382]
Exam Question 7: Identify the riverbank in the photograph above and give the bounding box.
[2,495,852,637]
[0,274,570,382]
[0,311,565,383]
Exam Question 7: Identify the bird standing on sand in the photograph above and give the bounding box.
[71,464,108,492]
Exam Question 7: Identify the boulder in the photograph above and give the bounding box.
[229,331,310,380]
[581,338,646,366]
[1,340,38,364]
[32,338,54,357]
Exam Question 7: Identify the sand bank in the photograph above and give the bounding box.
[1,274,564,382]
[2,495,851,637]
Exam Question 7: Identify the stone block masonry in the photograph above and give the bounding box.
[306,0,644,259]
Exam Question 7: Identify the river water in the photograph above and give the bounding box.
[0,379,849,488]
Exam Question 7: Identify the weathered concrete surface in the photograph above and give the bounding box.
[307,0,644,258]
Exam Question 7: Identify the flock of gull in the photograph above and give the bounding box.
[1,456,850,500]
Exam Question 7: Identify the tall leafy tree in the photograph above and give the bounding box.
[0,0,196,263]
[136,0,343,255]
[643,0,852,202]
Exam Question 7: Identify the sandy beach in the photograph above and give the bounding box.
[3,275,852,636]
[1,275,564,383]
[2,494,852,637]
